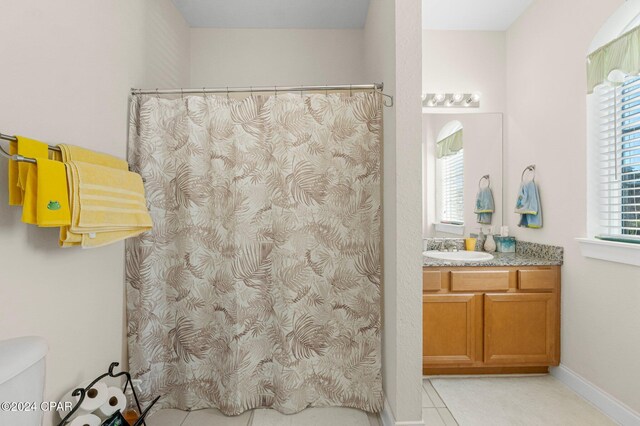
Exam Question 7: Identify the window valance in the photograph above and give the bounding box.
[587,25,640,94]
[436,129,463,158]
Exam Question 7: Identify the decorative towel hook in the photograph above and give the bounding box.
[521,164,536,182]
[479,174,490,189]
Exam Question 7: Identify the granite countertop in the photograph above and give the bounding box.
[423,252,562,267]
[422,240,564,267]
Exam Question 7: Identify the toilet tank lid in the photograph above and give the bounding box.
[0,337,48,385]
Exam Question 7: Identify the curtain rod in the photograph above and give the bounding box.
[131,83,393,106]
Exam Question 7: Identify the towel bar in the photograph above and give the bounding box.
[0,132,61,164]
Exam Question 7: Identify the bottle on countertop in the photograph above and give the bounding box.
[484,232,497,253]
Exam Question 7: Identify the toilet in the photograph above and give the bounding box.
[0,336,48,426]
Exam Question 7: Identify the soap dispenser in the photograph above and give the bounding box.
[483,228,496,253]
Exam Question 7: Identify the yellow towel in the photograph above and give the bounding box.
[36,158,71,227]
[8,141,22,205]
[17,136,49,190]
[21,165,38,225]
[49,149,62,162]
[60,161,152,248]
[58,144,128,170]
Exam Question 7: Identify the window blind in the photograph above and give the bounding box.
[438,149,464,224]
[598,74,640,241]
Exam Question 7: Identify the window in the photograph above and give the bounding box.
[437,148,464,224]
[597,74,640,242]
[579,7,640,266]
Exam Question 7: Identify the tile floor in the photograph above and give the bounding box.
[147,375,615,426]
[422,379,458,426]
[147,406,381,426]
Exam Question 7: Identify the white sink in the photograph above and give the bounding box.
[423,250,494,262]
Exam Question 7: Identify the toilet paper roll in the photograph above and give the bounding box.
[68,413,101,426]
[95,386,127,419]
[57,381,109,420]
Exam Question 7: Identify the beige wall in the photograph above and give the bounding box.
[0,1,189,425]
[506,0,640,414]
[366,0,424,424]
[190,29,366,87]
[423,30,506,113]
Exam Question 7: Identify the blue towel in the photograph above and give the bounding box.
[474,187,495,224]
[515,180,542,228]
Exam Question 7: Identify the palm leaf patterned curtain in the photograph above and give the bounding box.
[126,92,383,416]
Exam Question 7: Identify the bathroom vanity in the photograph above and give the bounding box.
[422,243,563,375]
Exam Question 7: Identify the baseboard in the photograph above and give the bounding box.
[551,364,640,426]
[380,397,425,426]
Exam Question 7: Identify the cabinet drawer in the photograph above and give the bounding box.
[518,269,556,291]
[423,270,442,292]
[451,271,509,291]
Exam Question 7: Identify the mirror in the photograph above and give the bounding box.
[422,113,503,237]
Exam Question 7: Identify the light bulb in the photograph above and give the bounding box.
[433,93,445,103]
[452,93,464,103]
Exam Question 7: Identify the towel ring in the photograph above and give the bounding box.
[478,174,490,189]
[521,164,536,182]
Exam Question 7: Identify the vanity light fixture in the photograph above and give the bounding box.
[423,92,480,108]
[466,93,481,105]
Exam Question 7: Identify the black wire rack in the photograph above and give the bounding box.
[56,362,160,426]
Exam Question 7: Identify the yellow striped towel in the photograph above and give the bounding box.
[58,144,128,170]
[60,161,152,248]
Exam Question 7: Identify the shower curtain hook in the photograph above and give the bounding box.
[274,85,277,98]
[300,85,304,98]
[180,88,184,100]
[325,85,328,97]
[202,87,206,98]
[250,86,253,98]
[155,88,159,99]
[350,84,353,97]
[226,86,230,100]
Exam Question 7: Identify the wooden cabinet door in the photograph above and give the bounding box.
[423,294,480,366]
[484,293,558,365]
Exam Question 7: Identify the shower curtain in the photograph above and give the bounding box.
[126,91,382,415]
